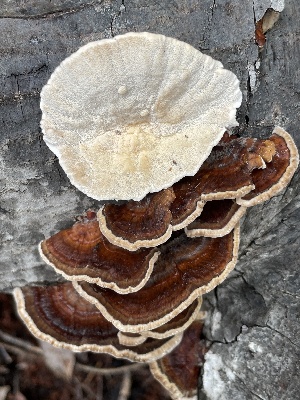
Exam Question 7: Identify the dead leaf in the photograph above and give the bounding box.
[255,19,266,47]
[255,8,281,48]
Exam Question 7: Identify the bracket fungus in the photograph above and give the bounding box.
[13,282,183,363]
[149,319,205,400]
[73,225,240,333]
[185,199,247,238]
[40,32,242,201]
[236,126,299,207]
[169,133,277,230]
[98,188,175,251]
[13,32,299,400]
[39,212,159,294]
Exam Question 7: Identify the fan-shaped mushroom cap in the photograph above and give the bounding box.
[140,297,203,340]
[237,126,299,207]
[39,214,159,294]
[185,199,246,238]
[170,135,275,230]
[73,225,240,333]
[98,188,175,251]
[117,297,202,345]
[149,319,205,400]
[40,32,242,201]
[13,282,183,363]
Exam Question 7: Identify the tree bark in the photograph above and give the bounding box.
[0,1,299,399]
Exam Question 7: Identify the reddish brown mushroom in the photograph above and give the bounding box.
[118,297,203,345]
[237,127,299,207]
[169,135,275,230]
[13,282,183,363]
[185,199,246,238]
[39,213,159,294]
[98,188,175,251]
[73,225,240,333]
[150,319,206,400]
[142,297,203,340]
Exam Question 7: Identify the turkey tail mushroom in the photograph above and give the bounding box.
[13,282,183,363]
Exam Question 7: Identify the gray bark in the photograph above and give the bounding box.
[0,1,299,399]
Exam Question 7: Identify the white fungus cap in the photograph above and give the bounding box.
[41,32,242,201]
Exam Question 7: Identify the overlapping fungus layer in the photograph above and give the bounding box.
[15,126,298,400]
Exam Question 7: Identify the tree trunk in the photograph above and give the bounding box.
[0,1,299,399]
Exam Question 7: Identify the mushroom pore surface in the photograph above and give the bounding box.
[40,32,242,201]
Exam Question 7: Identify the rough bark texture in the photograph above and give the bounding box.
[0,1,299,399]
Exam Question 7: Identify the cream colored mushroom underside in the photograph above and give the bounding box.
[41,32,242,201]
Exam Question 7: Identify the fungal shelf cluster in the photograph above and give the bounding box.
[13,33,299,400]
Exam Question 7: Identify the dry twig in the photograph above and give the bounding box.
[117,372,131,400]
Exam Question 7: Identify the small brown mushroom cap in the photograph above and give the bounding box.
[13,282,183,363]
[169,135,268,230]
[98,188,175,251]
[40,32,242,201]
[73,224,240,333]
[149,319,205,400]
[237,126,299,207]
[39,215,159,294]
[118,298,202,345]
[185,200,247,238]
[140,297,203,340]
[14,282,118,348]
